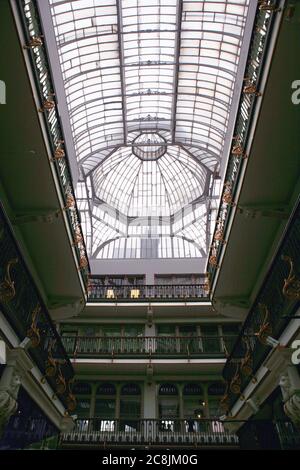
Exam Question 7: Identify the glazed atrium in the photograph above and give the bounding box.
[0,0,300,451]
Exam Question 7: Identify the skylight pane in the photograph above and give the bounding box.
[47,0,251,260]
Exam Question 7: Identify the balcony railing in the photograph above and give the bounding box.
[207,2,280,290]
[61,419,300,449]
[87,282,208,302]
[62,335,237,358]
[18,0,90,289]
[222,198,300,412]
[61,418,239,447]
[0,202,74,410]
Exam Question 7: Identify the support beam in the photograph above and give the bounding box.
[171,0,183,144]
[237,203,290,219]
[116,0,128,144]
[12,209,61,225]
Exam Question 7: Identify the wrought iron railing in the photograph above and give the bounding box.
[0,416,58,450]
[0,202,74,409]
[61,418,239,447]
[62,335,237,358]
[61,418,300,449]
[87,282,208,302]
[222,199,300,412]
[206,2,280,291]
[18,0,90,289]
[275,421,300,450]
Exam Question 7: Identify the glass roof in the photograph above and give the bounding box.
[48,0,250,259]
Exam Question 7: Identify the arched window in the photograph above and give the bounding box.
[72,382,91,395]
[159,383,178,396]
[97,383,116,395]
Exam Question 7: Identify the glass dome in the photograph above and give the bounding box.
[132,133,166,161]
[49,0,251,259]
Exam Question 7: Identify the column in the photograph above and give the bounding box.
[279,365,300,426]
[0,349,30,437]
[203,383,209,418]
[115,383,121,432]
[145,324,156,353]
[143,381,157,441]
[89,383,97,419]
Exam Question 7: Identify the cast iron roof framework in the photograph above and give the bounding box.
[49,0,250,259]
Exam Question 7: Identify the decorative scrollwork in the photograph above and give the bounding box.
[45,339,57,377]
[65,193,75,210]
[66,379,77,412]
[27,304,41,348]
[203,273,211,294]
[23,36,43,49]
[230,363,241,395]
[79,255,88,270]
[56,362,67,395]
[38,94,55,113]
[258,1,281,12]
[73,226,83,246]
[0,258,18,303]
[243,78,261,97]
[281,255,300,301]
[220,383,230,412]
[255,303,272,344]
[240,336,253,377]
[222,182,235,206]
[54,141,65,160]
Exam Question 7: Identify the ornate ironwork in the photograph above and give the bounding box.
[255,303,272,344]
[23,36,43,49]
[56,362,67,395]
[0,258,18,302]
[281,255,300,301]
[27,304,41,348]
[207,4,277,286]
[240,337,253,377]
[0,201,74,409]
[66,379,77,412]
[230,363,241,395]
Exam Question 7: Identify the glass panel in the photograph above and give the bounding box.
[48,0,251,260]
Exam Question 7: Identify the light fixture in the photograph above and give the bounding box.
[106,289,114,299]
[130,288,140,299]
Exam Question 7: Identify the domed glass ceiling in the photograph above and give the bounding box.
[47,0,252,259]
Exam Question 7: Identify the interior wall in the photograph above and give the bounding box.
[90,258,206,280]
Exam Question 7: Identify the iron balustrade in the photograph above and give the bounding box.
[0,202,74,409]
[18,0,90,289]
[207,3,280,290]
[0,416,58,450]
[62,335,237,358]
[87,282,208,302]
[61,418,239,447]
[222,199,300,411]
[275,421,300,450]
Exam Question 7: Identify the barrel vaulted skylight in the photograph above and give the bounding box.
[47,0,252,259]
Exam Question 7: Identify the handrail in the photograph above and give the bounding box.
[87,282,209,302]
[61,335,238,357]
[206,2,280,292]
[18,0,90,290]
[222,198,300,411]
[0,201,74,410]
[61,418,300,449]
[61,418,240,447]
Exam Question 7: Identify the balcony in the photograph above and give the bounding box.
[0,201,74,409]
[206,4,278,289]
[87,282,208,303]
[60,418,300,449]
[62,335,237,359]
[61,418,239,448]
[222,198,300,412]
